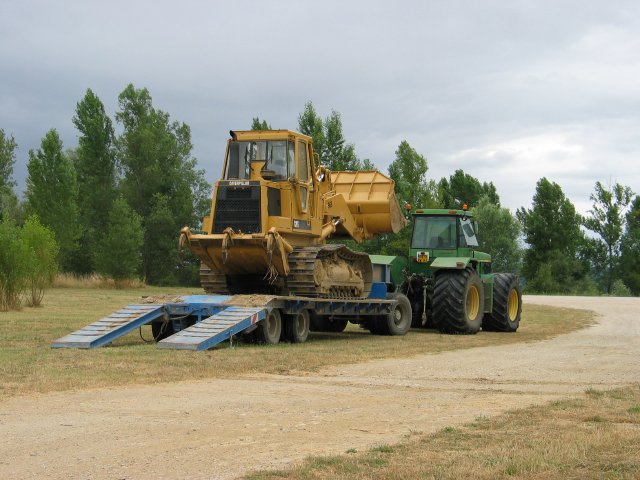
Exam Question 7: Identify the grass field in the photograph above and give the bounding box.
[0,287,594,399]
[246,385,640,480]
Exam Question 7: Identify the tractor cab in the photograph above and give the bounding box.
[408,207,491,276]
[373,205,522,334]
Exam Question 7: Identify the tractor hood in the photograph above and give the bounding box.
[430,256,473,270]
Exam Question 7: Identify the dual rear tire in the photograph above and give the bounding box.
[483,273,522,332]
[432,268,522,334]
[254,309,312,344]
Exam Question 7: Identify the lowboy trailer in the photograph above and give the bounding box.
[51,280,412,351]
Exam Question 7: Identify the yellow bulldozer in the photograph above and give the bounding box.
[179,129,407,298]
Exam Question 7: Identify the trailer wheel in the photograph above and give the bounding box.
[310,313,348,333]
[381,293,412,335]
[432,268,484,334]
[482,273,522,332]
[256,309,282,344]
[370,293,411,335]
[284,310,310,343]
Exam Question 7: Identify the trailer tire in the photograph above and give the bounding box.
[432,268,484,334]
[376,293,412,336]
[483,273,522,332]
[284,310,310,343]
[310,312,348,333]
[256,309,282,344]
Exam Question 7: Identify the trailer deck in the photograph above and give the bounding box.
[51,287,396,351]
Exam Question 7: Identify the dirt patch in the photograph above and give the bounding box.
[141,294,185,304]
[223,294,277,307]
[1,296,638,480]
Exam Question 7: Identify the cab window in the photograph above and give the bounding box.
[297,141,309,181]
[411,216,457,249]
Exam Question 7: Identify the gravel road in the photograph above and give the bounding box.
[1,295,638,479]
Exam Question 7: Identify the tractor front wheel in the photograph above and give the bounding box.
[483,273,522,332]
[432,268,484,334]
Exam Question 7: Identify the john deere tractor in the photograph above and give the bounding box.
[374,206,522,334]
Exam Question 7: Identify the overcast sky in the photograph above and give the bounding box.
[1,0,638,214]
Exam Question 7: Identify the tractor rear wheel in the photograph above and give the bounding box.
[432,268,484,334]
[256,309,282,344]
[483,273,522,332]
[284,310,310,343]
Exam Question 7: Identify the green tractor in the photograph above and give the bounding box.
[372,206,522,334]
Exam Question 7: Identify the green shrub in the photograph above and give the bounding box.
[0,216,29,310]
[610,279,631,297]
[21,215,59,306]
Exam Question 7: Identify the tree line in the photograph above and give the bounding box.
[1,94,638,309]
[256,101,639,296]
[0,85,211,307]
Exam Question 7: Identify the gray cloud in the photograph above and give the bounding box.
[1,0,638,215]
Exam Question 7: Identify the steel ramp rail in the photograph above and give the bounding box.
[158,306,267,351]
[51,305,166,349]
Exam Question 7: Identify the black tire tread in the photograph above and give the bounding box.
[483,273,522,332]
[432,268,483,334]
[256,309,282,344]
[374,292,412,336]
[284,310,310,343]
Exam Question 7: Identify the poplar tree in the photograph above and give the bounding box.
[620,196,640,295]
[26,129,80,270]
[0,128,17,190]
[517,178,585,293]
[438,169,500,209]
[251,117,271,130]
[72,89,117,272]
[0,129,20,222]
[583,181,634,294]
[115,84,210,284]
[382,140,438,256]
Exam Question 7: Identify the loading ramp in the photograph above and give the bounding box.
[157,306,266,351]
[51,295,275,351]
[51,304,166,349]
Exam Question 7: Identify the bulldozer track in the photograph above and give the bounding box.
[286,244,371,298]
[199,263,229,294]
[198,246,372,298]
[286,246,323,296]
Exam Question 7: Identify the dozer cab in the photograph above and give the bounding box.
[180,129,407,298]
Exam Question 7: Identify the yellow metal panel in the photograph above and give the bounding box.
[330,170,407,234]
